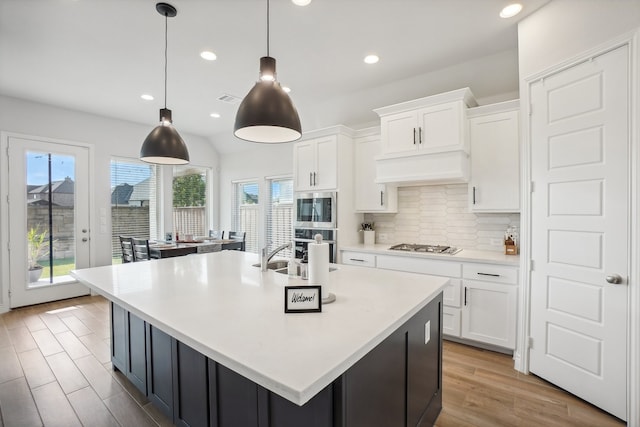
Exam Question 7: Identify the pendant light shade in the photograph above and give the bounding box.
[140,3,189,164]
[234,0,302,143]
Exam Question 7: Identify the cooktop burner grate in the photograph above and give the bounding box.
[389,243,461,255]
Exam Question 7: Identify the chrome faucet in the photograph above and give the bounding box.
[261,242,292,271]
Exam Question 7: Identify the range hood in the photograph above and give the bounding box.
[373,87,476,186]
[375,148,469,186]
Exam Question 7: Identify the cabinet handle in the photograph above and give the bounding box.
[464,286,468,306]
[309,172,313,187]
[313,172,317,186]
[472,186,476,205]
[349,258,365,262]
[477,272,500,277]
[419,127,422,144]
[413,128,416,145]
[380,190,384,206]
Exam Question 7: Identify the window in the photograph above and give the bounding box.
[110,158,157,263]
[173,165,210,239]
[266,177,293,258]
[232,181,259,253]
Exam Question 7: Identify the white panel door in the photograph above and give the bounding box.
[381,110,418,154]
[314,136,337,190]
[529,45,628,420]
[293,140,315,192]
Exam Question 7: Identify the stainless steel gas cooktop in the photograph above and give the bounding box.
[389,243,462,255]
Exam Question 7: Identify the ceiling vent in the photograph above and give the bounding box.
[217,94,241,103]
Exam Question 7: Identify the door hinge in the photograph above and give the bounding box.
[8,289,11,298]
[529,104,533,116]
[528,336,534,349]
[530,260,535,271]
[530,181,535,193]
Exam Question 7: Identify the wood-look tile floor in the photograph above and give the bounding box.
[0,295,626,427]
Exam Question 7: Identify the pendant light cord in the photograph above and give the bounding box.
[164,11,168,109]
[266,0,270,57]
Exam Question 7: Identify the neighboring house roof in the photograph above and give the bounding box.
[110,179,150,206]
[28,177,74,195]
[111,183,134,205]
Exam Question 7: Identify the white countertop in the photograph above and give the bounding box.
[71,251,448,406]
[340,243,520,266]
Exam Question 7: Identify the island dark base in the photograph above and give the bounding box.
[111,294,443,427]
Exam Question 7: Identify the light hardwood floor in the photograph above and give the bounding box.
[0,295,626,426]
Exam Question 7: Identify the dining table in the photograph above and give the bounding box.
[149,239,237,259]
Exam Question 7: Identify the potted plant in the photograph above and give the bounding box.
[27,225,50,282]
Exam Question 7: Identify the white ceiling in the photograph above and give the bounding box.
[0,0,550,154]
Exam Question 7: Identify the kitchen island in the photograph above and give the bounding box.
[71,250,447,427]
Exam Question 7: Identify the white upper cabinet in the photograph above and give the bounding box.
[374,88,477,186]
[467,100,520,212]
[354,129,397,213]
[377,88,477,156]
[294,135,338,192]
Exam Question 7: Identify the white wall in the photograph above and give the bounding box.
[0,95,219,311]
[518,0,640,78]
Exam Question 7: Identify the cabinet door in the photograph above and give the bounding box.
[354,134,397,212]
[381,110,418,154]
[127,312,147,395]
[314,136,337,190]
[417,101,464,151]
[468,110,520,212]
[147,325,173,421]
[174,341,209,427]
[461,280,517,349]
[110,302,127,373]
[294,140,316,192]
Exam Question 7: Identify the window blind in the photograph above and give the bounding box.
[232,181,259,253]
[266,177,293,258]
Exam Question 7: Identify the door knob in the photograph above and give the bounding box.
[82,237,88,242]
[606,274,623,284]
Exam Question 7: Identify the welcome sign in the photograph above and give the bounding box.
[284,286,322,313]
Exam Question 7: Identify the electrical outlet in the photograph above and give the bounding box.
[490,238,503,246]
[378,233,388,242]
[424,321,431,344]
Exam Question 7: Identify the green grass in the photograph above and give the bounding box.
[39,258,75,278]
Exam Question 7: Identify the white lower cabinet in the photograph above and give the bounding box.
[340,250,518,350]
[461,263,518,349]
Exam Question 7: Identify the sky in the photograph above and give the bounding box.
[26,152,75,185]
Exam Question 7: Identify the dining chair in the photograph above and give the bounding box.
[131,238,151,261]
[209,230,224,240]
[224,231,246,251]
[119,236,134,263]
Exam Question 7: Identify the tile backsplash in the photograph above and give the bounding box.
[363,184,520,252]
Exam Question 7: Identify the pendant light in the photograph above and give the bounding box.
[140,2,190,165]
[234,0,302,143]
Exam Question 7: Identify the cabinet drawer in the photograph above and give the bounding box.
[463,263,517,285]
[442,306,461,337]
[377,255,461,278]
[342,251,376,267]
[443,279,462,308]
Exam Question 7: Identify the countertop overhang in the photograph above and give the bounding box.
[71,251,448,406]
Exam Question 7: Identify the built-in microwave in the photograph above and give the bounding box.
[295,192,337,228]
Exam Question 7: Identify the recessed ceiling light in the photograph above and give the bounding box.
[292,0,311,5]
[141,94,154,101]
[282,86,291,93]
[210,112,221,118]
[364,54,379,64]
[200,51,217,61]
[500,3,523,18]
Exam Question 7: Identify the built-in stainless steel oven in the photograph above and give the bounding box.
[294,228,337,263]
[295,192,337,228]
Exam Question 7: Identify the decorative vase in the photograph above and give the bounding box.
[364,230,375,246]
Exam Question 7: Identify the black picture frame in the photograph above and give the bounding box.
[284,286,322,313]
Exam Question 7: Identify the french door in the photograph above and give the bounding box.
[8,136,91,308]
[529,45,629,420]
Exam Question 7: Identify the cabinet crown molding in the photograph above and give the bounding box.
[373,87,477,117]
[467,99,520,118]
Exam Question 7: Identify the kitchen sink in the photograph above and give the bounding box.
[252,261,337,276]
